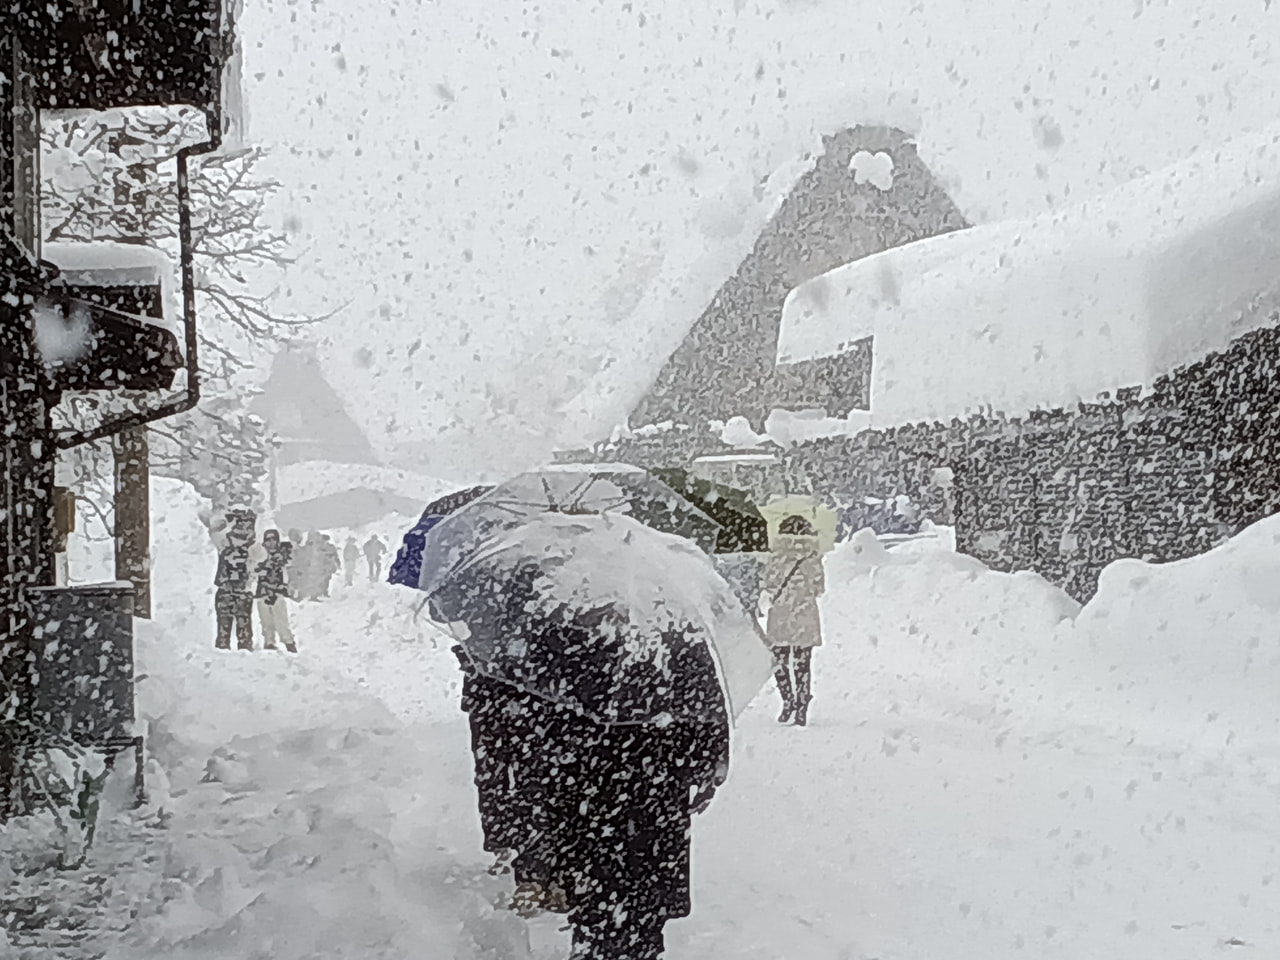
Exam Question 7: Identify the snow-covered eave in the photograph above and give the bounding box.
[41,240,180,336]
[692,453,780,464]
[775,123,1280,425]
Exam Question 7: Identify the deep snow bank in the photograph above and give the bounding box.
[826,519,1280,746]
[1063,519,1280,744]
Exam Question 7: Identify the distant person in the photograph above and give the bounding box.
[300,531,325,600]
[254,529,297,653]
[363,534,387,583]
[318,534,340,598]
[343,536,360,586]
[214,511,256,650]
[285,528,307,598]
[760,515,826,726]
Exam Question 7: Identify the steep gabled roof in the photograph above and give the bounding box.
[249,344,378,466]
[629,125,968,431]
[777,121,1280,428]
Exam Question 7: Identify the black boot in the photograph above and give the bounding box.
[793,648,813,727]
[772,647,795,724]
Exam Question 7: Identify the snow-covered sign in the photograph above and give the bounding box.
[42,240,179,335]
[777,123,1280,427]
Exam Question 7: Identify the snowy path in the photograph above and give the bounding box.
[9,483,1277,960]
[296,575,1280,960]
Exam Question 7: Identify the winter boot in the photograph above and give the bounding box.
[487,848,517,876]
[509,881,547,918]
[773,648,795,724]
[792,649,813,726]
[793,699,810,727]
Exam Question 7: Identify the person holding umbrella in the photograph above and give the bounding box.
[759,514,826,726]
[416,466,772,959]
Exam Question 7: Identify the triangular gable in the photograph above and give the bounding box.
[249,344,378,466]
[630,125,968,431]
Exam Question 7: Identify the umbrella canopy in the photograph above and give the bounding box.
[417,464,720,598]
[426,511,773,724]
[652,467,770,554]
[387,485,493,588]
[759,494,839,553]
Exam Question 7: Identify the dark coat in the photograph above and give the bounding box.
[455,644,729,925]
[254,543,293,604]
[544,707,728,925]
[214,543,252,593]
[455,646,543,855]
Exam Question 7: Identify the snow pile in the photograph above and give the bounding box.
[1060,520,1280,745]
[823,515,1280,746]
[821,534,1082,717]
[43,240,181,337]
[779,123,1280,426]
[43,240,175,292]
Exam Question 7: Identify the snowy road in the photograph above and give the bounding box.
[7,481,1277,959]
[293,562,1280,960]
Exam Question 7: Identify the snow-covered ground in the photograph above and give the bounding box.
[4,477,1277,958]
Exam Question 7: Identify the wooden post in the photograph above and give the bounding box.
[113,426,151,618]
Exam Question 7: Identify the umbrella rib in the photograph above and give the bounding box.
[541,476,572,511]
[565,474,598,512]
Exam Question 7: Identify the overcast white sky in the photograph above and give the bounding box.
[237,0,1279,478]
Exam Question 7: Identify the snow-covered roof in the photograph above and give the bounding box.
[542,461,648,474]
[43,240,174,288]
[692,453,780,465]
[777,123,1280,426]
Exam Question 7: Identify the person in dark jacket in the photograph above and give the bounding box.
[552,710,728,960]
[317,534,340,598]
[343,536,360,586]
[436,576,729,959]
[456,663,727,958]
[214,511,256,650]
[364,534,387,582]
[255,529,297,652]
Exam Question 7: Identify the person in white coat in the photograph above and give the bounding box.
[759,515,825,726]
[254,529,297,652]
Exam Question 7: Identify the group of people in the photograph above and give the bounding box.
[212,511,298,652]
[212,509,390,651]
[291,531,389,598]
[343,533,387,585]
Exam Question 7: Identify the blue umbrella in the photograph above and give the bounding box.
[388,485,493,588]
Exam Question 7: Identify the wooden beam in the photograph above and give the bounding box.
[113,426,151,618]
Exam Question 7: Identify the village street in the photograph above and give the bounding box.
[5,480,1276,960]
